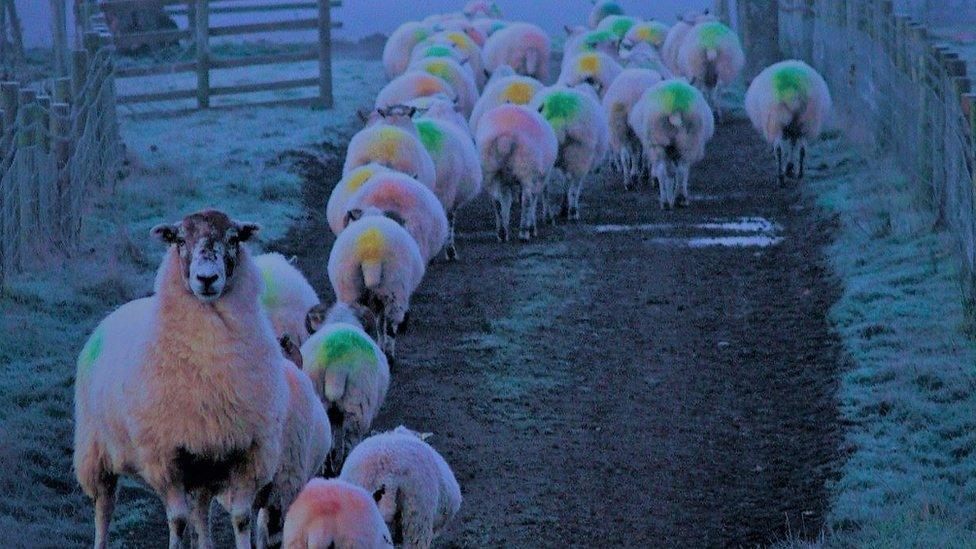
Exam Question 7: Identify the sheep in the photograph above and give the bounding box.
[434,17,489,47]
[561,28,618,69]
[411,114,483,260]
[413,31,486,90]
[407,39,470,70]
[282,478,394,549]
[301,304,390,475]
[340,427,462,549]
[405,94,471,133]
[557,51,623,99]
[74,210,289,549]
[328,215,425,359]
[408,57,478,117]
[602,68,663,189]
[677,20,744,120]
[328,163,392,236]
[628,79,715,209]
[468,73,543,135]
[475,103,558,242]
[531,85,610,222]
[589,0,625,29]
[463,0,501,19]
[596,14,640,43]
[470,18,508,43]
[375,71,458,112]
[619,41,672,77]
[661,10,715,76]
[482,22,551,81]
[745,59,832,184]
[254,252,320,346]
[257,360,332,549]
[344,172,450,262]
[344,106,437,190]
[622,20,671,54]
[384,22,434,79]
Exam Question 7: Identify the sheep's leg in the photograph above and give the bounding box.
[776,144,785,186]
[190,492,213,549]
[445,210,459,261]
[228,493,254,549]
[711,87,723,123]
[567,177,583,222]
[798,143,806,180]
[499,188,513,242]
[677,164,691,208]
[163,488,190,549]
[518,185,536,241]
[491,194,510,243]
[93,473,118,549]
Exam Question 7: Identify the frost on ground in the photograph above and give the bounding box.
[802,131,976,547]
[0,56,384,546]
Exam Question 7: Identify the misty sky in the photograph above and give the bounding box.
[20,0,710,48]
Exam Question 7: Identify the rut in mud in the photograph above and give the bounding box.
[270,116,845,547]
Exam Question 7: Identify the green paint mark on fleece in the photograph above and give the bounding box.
[697,22,732,49]
[415,120,445,155]
[424,45,454,59]
[312,327,377,374]
[598,2,624,19]
[540,92,581,130]
[412,28,430,42]
[772,65,811,103]
[423,61,455,85]
[653,81,696,114]
[582,30,613,51]
[610,18,635,39]
[260,266,278,308]
[77,328,104,378]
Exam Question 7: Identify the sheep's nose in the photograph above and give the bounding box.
[197,274,219,288]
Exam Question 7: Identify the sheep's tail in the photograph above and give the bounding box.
[609,103,630,145]
[362,260,383,290]
[706,48,718,62]
[322,368,348,403]
[307,529,335,549]
[525,49,541,76]
[668,113,684,128]
[492,133,519,161]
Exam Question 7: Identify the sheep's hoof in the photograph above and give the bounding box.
[568,208,580,222]
[445,245,459,262]
[676,196,689,208]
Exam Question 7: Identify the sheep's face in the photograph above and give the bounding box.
[152,210,259,303]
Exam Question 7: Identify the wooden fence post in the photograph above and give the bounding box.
[317,0,334,108]
[50,0,68,76]
[16,89,35,146]
[54,77,71,104]
[196,0,210,109]
[52,102,70,168]
[1,81,18,131]
[37,95,51,153]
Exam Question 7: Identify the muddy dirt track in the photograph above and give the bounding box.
[267,116,846,547]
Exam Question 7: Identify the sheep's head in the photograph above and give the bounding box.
[152,209,259,303]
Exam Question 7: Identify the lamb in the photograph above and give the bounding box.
[344,172,450,262]
[589,0,625,29]
[74,210,289,549]
[301,303,390,475]
[558,51,623,98]
[328,163,391,236]
[602,68,663,189]
[745,59,832,184]
[531,85,609,222]
[328,215,425,359]
[475,103,558,242]
[375,71,458,112]
[595,14,639,43]
[468,72,543,135]
[677,20,744,120]
[412,113,483,260]
[344,106,437,190]
[482,22,551,81]
[254,252,320,346]
[340,426,462,549]
[257,360,332,549]
[384,22,434,79]
[282,478,393,549]
[628,79,715,209]
[661,10,715,76]
[408,57,478,117]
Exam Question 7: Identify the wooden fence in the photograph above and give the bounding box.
[0,34,122,286]
[732,0,976,292]
[82,0,342,109]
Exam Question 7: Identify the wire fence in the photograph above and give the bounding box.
[0,36,122,286]
[772,0,976,293]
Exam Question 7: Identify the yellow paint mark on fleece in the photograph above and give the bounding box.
[446,32,472,52]
[500,81,534,105]
[367,127,404,162]
[356,227,388,263]
[346,166,378,195]
[578,54,600,74]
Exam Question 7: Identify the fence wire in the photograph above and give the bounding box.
[0,45,122,286]
[779,0,976,289]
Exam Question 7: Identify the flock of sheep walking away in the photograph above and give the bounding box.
[72,1,834,547]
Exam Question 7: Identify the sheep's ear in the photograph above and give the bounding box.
[151,223,180,244]
[483,68,491,79]
[305,303,329,335]
[564,25,574,35]
[345,209,364,226]
[384,210,408,227]
[373,484,386,503]
[407,106,418,117]
[279,335,303,369]
[356,109,369,123]
[234,222,261,242]
[419,432,433,441]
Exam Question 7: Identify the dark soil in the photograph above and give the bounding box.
[267,116,845,547]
